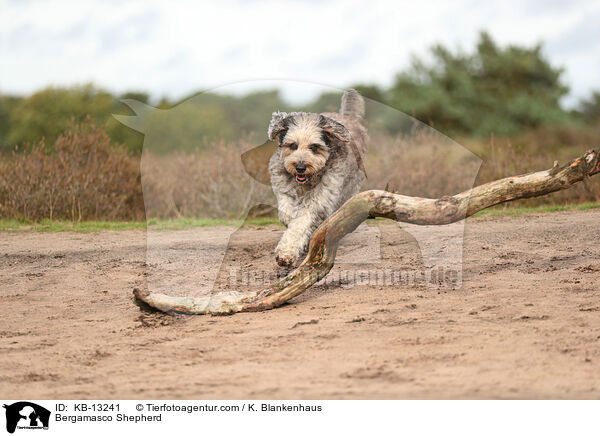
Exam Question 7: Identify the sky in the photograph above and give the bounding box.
[1,0,600,107]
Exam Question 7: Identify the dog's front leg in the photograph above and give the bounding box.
[275,210,317,267]
[275,179,343,267]
[274,191,296,227]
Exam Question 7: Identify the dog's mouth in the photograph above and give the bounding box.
[295,174,310,184]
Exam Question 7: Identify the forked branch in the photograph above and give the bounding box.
[134,149,600,315]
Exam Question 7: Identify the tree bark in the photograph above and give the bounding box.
[134,148,600,315]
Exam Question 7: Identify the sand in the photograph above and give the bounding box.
[1,210,599,399]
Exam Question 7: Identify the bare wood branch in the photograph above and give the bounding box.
[134,148,600,315]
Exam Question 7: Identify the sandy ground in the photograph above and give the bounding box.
[1,210,599,399]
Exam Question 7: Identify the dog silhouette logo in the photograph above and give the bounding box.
[3,402,50,434]
[115,81,481,300]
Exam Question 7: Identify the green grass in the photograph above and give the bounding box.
[1,203,599,232]
[146,217,281,230]
[0,217,282,232]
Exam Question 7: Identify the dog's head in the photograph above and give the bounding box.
[268,112,350,185]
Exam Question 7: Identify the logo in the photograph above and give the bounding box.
[115,80,481,304]
[2,402,50,434]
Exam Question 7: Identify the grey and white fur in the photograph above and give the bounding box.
[268,89,368,267]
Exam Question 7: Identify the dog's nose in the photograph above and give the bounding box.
[296,163,306,173]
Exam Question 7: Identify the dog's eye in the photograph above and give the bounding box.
[287,143,297,150]
[310,144,320,153]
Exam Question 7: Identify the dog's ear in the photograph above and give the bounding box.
[319,115,350,144]
[268,111,291,142]
[320,114,366,177]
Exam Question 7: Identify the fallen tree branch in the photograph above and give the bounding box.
[134,148,600,315]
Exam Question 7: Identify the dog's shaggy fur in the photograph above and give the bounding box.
[268,89,368,266]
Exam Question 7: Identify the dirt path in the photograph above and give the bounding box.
[1,211,599,399]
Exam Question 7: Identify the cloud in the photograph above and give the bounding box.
[0,0,598,107]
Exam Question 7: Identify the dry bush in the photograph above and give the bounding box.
[1,120,598,223]
[0,118,144,221]
[469,127,600,207]
[141,140,274,219]
[364,129,481,198]
[363,125,600,208]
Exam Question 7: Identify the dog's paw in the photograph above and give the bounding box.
[275,251,297,267]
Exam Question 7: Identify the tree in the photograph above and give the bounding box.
[386,32,571,136]
[351,84,385,103]
[6,84,114,148]
[0,95,21,151]
[579,91,600,123]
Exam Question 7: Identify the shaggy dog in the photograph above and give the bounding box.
[268,89,368,266]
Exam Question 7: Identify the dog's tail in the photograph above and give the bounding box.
[340,89,365,120]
